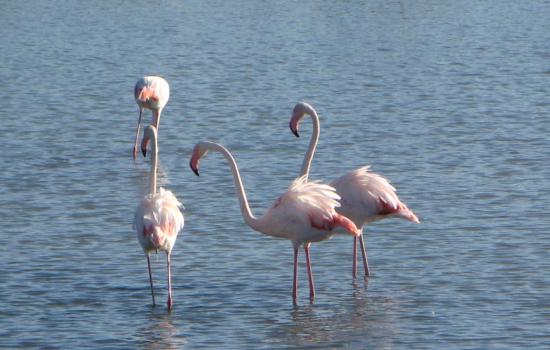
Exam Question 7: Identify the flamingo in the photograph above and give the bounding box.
[289,102,420,278]
[134,125,184,310]
[133,76,170,159]
[189,141,360,302]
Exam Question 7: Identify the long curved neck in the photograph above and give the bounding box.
[300,110,320,180]
[149,131,158,195]
[205,142,259,230]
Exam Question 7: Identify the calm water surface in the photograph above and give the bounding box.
[1,1,549,348]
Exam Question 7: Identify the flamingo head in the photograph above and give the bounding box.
[189,142,210,176]
[289,102,315,137]
[141,125,157,157]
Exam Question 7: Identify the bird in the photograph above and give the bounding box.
[134,125,184,310]
[289,102,419,278]
[189,141,360,303]
[133,76,170,159]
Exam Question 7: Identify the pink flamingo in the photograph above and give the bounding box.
[189,141,360,302]
[134,125,184,310]
[289,102,420,278]
[133,76,170,159]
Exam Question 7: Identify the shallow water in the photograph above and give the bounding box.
[1,1,549,348]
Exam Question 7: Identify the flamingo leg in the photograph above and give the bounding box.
[166,252,173,311]
[352,236,358,278]
[359,234,370,277]
[292,246,299,303]
[304,243,315,301]
[146,254,156,306]
[133,108,143,160]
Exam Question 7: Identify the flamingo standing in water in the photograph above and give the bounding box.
[189,141,360,302]
[289,102,419,278]
[134,125,184,310]
[133,76,170,159]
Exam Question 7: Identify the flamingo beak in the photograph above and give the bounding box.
[190,145,207,176]
[289,120,300,138]
[141,137,150,158]
[190,160,199,176]
[189,157,200,176]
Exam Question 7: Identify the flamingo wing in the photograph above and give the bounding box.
[151,188,184,235]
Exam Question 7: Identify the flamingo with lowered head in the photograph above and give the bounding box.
[189,141,360,303]
[134,125,184,310]
[133,76,170,159]
[289,102,419,278]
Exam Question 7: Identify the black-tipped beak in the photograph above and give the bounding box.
[141,148,147,157]
[289,120,300,137]
[190,161,199,176]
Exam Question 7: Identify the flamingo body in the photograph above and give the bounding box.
[134,76,170,112]
[134,125,184,310]
[134,187,184,254]
[329,166,419,226]
[253,175,359,245]
[190,141,359,302]
[290,102,419,278]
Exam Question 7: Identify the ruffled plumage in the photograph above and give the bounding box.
[134,187,184,253]
[260,175,359,245]
[286,175,342,217]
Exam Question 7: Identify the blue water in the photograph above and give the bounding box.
[1,1,549,348]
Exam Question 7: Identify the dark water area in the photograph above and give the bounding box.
[1,1,549,348]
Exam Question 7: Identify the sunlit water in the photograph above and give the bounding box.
[1,1,549,348]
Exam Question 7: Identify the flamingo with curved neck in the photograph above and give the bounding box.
[190,141,360,302]
[134,125,184,310]
[133,76,170,160]
[289,102,420,278]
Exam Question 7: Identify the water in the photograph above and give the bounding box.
[1,0,549,348]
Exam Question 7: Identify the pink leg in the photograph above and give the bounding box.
[146,255,156,306]
[352,236,358,278]
[292,246,299,303]
[304,243,315,301]
[133,108,143,160]
[166,252,173,311]
[359,234,370,277]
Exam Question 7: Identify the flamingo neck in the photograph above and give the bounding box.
[299,109,320,180]
[152,109,161,129]
[204,142,259,230]
[149,130,158,195]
